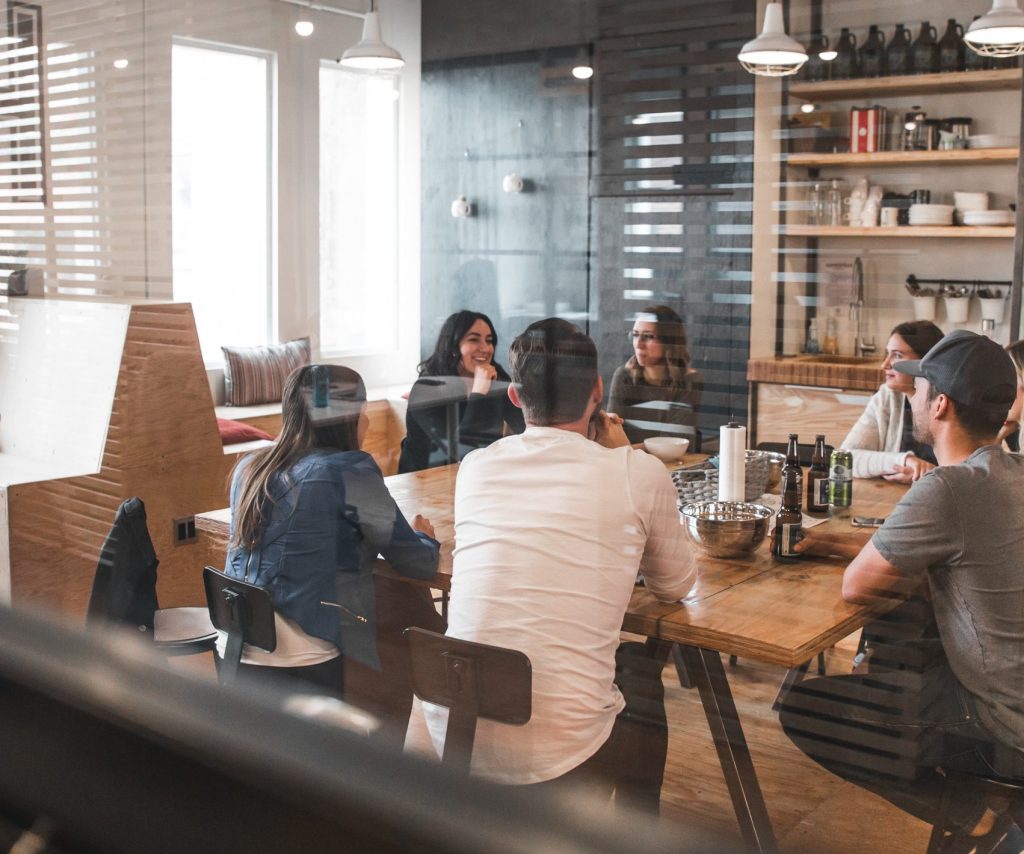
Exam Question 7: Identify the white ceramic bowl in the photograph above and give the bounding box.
[643,436,690,463]
[968,134,1019,150]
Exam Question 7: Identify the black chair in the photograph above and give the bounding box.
[203,566,277,686]
[87,497,216,656]
[927,772,1024,854]
[404,627,531,774]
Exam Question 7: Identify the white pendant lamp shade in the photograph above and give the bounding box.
[340,8,404,70]
[964,0,1024,57]
[738,3,808,77]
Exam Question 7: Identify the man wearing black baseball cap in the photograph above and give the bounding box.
[779,330,1024,844]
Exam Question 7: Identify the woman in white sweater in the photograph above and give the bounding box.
[841,321,944,481]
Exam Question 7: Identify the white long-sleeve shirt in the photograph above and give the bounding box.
[840,383,913,478]
[405,427,696,784]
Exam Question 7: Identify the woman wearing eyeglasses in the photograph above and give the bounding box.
[608,305,702,447]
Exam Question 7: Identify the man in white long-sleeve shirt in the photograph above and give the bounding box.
[406,318,696,812]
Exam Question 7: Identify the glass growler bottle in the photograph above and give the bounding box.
[804,31,831,82]
[859,25,887,77]
[832,27,859,78]
[774,434,804,560]
[912,21,939,74]
[886,24,913,75]
[806,434,830,512]
[965,17,990,71]
[938,19,965,72]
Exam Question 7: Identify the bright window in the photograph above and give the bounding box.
[172,41,274,365]
[319,64,399,355]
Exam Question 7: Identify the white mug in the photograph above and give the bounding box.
[502,173,524,194]
[880,207,899,227]
[450,195,473,218]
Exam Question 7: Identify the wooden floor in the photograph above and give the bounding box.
[657,632,932,852]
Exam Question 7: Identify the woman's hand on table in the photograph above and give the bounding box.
[471,363,497,395]
[412,513,436,540]
[883,454,934,484]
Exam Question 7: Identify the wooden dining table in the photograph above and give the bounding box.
[196,461,906,854]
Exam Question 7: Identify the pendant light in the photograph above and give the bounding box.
[964,0,1024,57]
[340,0,404,70]
[738,2,807,77]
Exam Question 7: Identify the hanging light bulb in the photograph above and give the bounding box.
[737,2,808,77]
[295,19,314,37]
[572,64,594,80]
[339,0,404,70]
[964,0,1024,57]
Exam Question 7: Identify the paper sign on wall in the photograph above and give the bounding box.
[819,258,858,308]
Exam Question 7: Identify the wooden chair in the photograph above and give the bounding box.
[87,497,216,656]
[203,566,277,686]
[927,771,1024,854]
[404,627,532,774]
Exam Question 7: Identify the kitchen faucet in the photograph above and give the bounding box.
[850,257,875,357]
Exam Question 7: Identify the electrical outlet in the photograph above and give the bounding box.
[172,516,197,546]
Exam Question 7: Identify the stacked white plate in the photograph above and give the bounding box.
[968,134,1019,149]
[909,203,955,226]
[953,191,989,225]
[963,210,1014,227]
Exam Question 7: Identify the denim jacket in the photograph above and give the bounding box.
[226,450,439,669]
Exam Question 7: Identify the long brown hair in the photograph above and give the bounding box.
[627,304,691,383]
[230,364,366,549]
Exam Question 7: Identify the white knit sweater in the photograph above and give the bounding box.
[840,383,912,479]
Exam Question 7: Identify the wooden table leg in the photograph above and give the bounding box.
[677,644,779,854]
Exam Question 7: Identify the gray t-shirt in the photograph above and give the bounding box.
[872,445,1024,750]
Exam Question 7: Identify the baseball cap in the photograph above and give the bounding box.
[894,329,1017,416]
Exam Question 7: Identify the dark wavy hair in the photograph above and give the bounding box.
[230,364,365,549]
[418,310,510,380]
[626,304,691,383]
[890,321,944,360]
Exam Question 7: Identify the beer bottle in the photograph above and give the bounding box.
[806,434,830,513]
[774,448,804,561]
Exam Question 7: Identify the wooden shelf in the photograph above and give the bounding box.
[785,148,1019,167]
[781,225,1016,238]
[788,68,1022,102]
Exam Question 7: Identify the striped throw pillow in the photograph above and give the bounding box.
[221,337,311,406]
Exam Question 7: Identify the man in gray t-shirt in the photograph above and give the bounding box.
[778,330,1024,840]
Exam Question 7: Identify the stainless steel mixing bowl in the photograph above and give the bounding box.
[680,501,773,558]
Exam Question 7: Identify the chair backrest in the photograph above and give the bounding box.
[203,566,277,685]
[404,627,531,774]
[86,497,160,634]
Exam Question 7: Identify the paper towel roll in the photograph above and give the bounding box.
[718,422,746,502]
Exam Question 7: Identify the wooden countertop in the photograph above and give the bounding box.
[747,355,881,392]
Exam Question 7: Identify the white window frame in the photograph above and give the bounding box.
[317,61,400,361]
[171,36,278,367]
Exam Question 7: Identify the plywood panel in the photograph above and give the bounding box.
[755,383,873,447]
[8,302,230,620]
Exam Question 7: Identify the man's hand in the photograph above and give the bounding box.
[411,514,436,540]
[770,525,869,560]
[883,454,935,484]
[470,363,497,396]
[589,411,629,448]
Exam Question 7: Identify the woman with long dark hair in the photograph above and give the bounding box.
[607,305,702,446]
[398,310,525,473]
[841,320,944,481]
[225,364,439,698]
